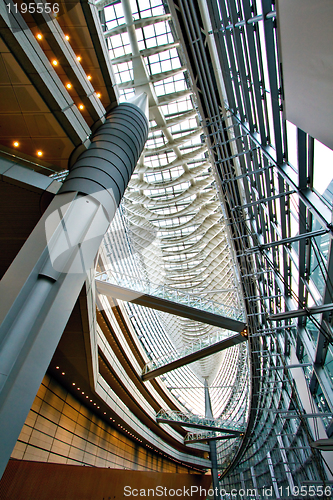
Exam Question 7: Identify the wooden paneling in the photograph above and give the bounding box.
[0,460,212,500]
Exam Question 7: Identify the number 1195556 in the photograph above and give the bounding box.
[6,3,60,15]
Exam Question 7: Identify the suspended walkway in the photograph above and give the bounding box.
[156,409,245,436]
[95,271,246,332]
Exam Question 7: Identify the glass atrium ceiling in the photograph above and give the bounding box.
[92,0,333,485]
[98,0,248,426]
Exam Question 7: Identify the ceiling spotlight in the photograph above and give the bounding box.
[37,33,42,40]
[37,151,43,156]
[13,141,19,147]
[96,92,101,98]
[65,35,70,41]
[66,83,72,89]
[77,56,81,62]
[79,104,84,110]
[87,75,92,80]
[52,60,58,66]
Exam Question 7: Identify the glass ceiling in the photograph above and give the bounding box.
[98,0,249,428]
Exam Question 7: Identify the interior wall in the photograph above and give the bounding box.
[0,460,212,500]
[10,374,191,473]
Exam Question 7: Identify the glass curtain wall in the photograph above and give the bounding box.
[164,0,333,494]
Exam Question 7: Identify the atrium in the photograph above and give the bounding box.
[0,0,332,498]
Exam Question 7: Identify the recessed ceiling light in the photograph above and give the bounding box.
[52,60,58,66]
[77,56,81,62]
[66,83,72,89]
[13,141,19,147]
[79,104,84,110]
[37,34,42,40]
[65,35,70,41]
[87,75,92,80]
[96,92,101,98]
[37,151,43,156]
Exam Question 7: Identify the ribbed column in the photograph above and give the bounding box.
[60,97,149,221]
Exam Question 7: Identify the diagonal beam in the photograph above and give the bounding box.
[246,229,329,253]
[104,14,171,38]
[269,302,333,321]
[142,332,247,381]
[96,280,246,332]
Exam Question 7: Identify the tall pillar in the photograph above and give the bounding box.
[205,379,220,500]
[0,94,148,479]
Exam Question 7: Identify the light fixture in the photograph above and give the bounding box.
[52,60,58,66]
[37,151,43,156]
[87,75,92,80]
[77,56,81,62]
[13,141,19,147]
[66,83,72,89]
[61,371,65,375]
[79,104,84,110]
[37,33,42,40]
[65,35,70,41]
[96,92,101,98]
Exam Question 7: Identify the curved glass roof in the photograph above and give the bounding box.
[98,0,249,435]
[96,0,333,485]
